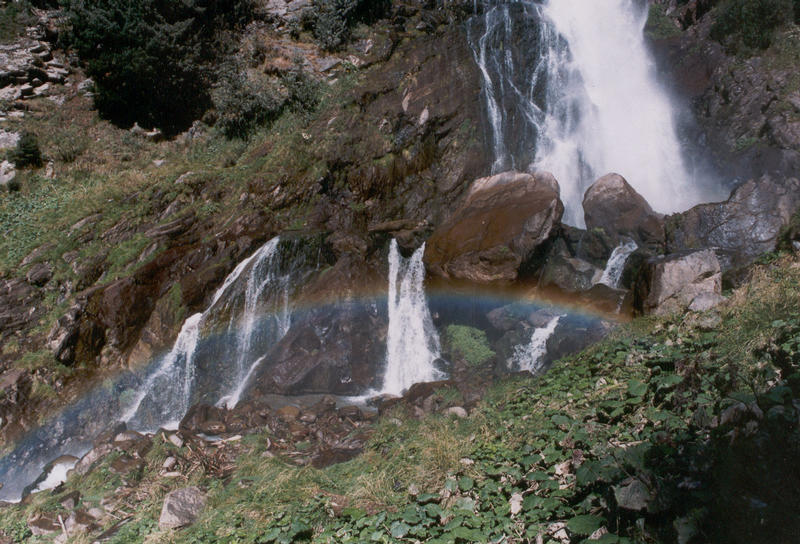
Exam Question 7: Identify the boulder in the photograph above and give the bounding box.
[424,171,563,283]
[665,176,800,272]
[634,250,723,315]
[158,486,206,530]
[583,173,664,244]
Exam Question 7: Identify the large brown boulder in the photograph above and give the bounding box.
[424,171,563,283]
[634,250,724,316]
[583,173,664,244]
[665,176,800,273]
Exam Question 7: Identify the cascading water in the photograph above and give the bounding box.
[510,315,562,373]
[469,0,714,225]
[123,237,295,431]
[382,240,445,396]
[597,237,638,288]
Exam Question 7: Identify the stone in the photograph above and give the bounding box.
[158,486,206,530]
[445,406,468,418]
[666,176,800,272]
[276,405,301,422]
[0,130,19,150]
[162,457,177,470]
[46,305,83,365]
[583,173,664,244]
[25,262,52,286]
[634,250,722,316]
[59,490,80,510]
[167,434,184,448]
[65,509,98,534]
[424,171,564,283]
[27,513,61,536]
[0,160,16,189]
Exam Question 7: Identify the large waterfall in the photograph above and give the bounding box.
[469,0,710,225]
[382,240,445,396]
[123,237,294,431]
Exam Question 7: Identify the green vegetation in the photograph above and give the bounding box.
[0,0,35,43]
[645,4,683,40]
[60,0,253,134]
[10,131,43,169]
[445,325,496,367]
[311,0,391,51]
[710,0,796,51]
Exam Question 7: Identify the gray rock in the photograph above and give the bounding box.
[666,176,800,272]
[158,486,207,530]
[0,130,19,150]
[26,262,52,286]
[0,160,16,188]
[635,250,722,316]
[445,406,468,418]
[583,173,664,245]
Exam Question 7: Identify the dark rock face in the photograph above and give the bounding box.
[424,171,563,283]
[583,173,664,245]
[634,249,723,315]
[0,369,32,439]
[665,176,800,273]
[244,303,387,398]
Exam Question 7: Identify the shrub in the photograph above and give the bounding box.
[445,325,495,367]
[61,0,253,136]
[11,131,43,168]
[710,0,795,51]
[311,0,390,51]
[213,62,285,139]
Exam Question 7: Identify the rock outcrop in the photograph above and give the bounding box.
[158,486,207,530]
[665,176,800,273]
[583,173,664,245]
[634,249,724,315]
[424,171,563,283]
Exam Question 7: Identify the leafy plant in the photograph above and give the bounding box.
[710,0,795,51]
[311,0,390,51]
[445,325,495,366]
[10,131,43,168]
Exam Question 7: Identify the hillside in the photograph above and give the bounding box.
[0,0,800,542]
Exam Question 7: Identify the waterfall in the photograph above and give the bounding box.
[469,0,708,226]
[382,240,445,396]
[510,315,561,373]
[597,238,638,288]
[123,237,293,431]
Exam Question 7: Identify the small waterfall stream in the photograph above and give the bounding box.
[597,238,638,288]
[123,237,295,431]
[382,240,445,396]
[469,0,710,225]
[510,315,562,373]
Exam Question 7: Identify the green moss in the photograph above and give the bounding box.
[445,325,496,367]
[645,4,682,40]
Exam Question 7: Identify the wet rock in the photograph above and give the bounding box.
[666,176,800,274]
[74,443,114,476]
[424,171,563,283]
[634,250,722,316]
[46,304,84,365]
[0,369,32,434]
[537,238,601,294]
[158,486,207,530]
[583,173,664,245]
[244,304,386,397]
[109,455,143,476]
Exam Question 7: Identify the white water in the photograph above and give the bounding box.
[123,237,293,431]
[511,315,562,373]
[597,237,638,288]
[32,458,78,494]
[470,0,710,226]
[381,240,445,396]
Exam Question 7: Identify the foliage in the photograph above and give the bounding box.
[311,0,391,51]
[0,0,36,43]
[710,0,795,51]
[10,131,43,169]
[445,324,495,366]
[60,0,254,135]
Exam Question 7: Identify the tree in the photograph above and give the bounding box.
[61,0,252,135]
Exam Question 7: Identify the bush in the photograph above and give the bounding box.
[11,131,43,169]
[710,0,795,51]
[445,325,495,367]
[61,0,253,136]
[311,0,390,51]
